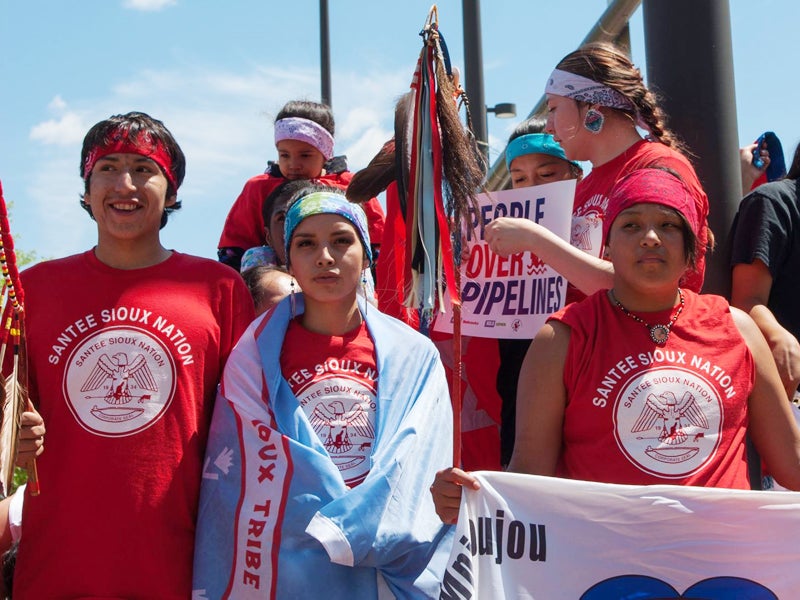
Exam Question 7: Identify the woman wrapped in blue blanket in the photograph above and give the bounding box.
[193,189,453,599]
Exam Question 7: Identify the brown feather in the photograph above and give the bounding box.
[0,370,25,497]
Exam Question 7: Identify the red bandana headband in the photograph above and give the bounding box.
[82,128,178,189]
[603,169,699,245]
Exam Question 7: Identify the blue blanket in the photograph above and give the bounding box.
[193,295,453,599]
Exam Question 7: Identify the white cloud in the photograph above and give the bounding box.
[340,126,392,172]
[13,62,411,261]
[122,0,176,11]
[328,69,409,170]
[17,152,92,262]
[48,95,67,112]
[29,112,88,146]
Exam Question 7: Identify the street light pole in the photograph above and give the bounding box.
[643,0,738,298]
[320,0,332,107]
[462,0,488,162]
[485,103,517,157]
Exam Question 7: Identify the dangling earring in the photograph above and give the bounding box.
[290,278,297,317]
[361,271,368,316]
[584,107,604,134]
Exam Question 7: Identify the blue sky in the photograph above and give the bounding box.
[1,0,797,262]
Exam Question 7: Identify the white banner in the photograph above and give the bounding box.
[434,180,574,339]
[442,471,800,599]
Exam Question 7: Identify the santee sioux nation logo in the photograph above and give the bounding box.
[64,326,176,437]
[571,210,602,253]
[614,367,723,478]
[298,375,376,487]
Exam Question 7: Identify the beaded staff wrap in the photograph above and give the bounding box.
[0,182,23,356]
[0,199,23,314]
[0,181,38,496]
[0,187,23,358]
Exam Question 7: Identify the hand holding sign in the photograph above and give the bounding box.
[434,180,575,339]
[485,217,542,256]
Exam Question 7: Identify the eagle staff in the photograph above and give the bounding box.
[0,181,40,497]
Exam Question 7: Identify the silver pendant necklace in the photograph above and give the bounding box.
[609,288,685,345]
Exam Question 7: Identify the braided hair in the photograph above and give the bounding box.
[556,42,688,155]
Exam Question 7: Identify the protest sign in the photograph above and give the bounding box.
[434,179,574,339]
[441,471,798,599]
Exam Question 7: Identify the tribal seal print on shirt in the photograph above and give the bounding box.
[64,326,176,436]
[298,372,377,487]
[614,366,722,478]
[570,203,604,253]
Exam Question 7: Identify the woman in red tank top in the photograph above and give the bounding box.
[431,168,800,523]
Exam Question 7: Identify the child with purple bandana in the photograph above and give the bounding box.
[218,100,385,271]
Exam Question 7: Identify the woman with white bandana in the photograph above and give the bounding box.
[194,191,453,599]
[486,42,710,303]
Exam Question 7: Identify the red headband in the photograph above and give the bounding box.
[603,169,699,245]
[83,129,178,190]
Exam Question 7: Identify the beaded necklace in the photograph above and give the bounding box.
[609,288,684,345]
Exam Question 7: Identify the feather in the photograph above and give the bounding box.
[348,7,485,465]
[405,6,484,464]
[0,366,26,497]
[405,8,482,319]
[0,180,38,497]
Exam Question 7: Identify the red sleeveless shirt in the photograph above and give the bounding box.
[550,290,754,489]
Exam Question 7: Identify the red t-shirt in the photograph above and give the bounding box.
[218,171,385,251]
[550,290,753,489]
[14,251,254,599]
[280,318,378,487]
[567,139,709,303]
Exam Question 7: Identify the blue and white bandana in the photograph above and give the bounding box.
[284,191,372,265]
[545,69,634,111]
